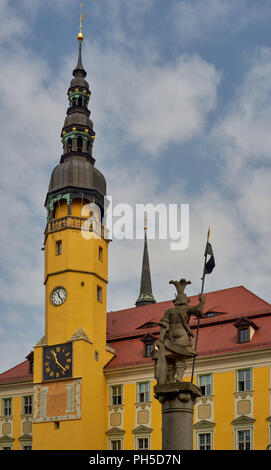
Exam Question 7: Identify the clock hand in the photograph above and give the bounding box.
[55,358,66,373]
[57,292,63,301]
[51,351,66,373]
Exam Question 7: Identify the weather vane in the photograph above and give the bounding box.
[78,3,87,41]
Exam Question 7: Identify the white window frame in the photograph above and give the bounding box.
[234,425,254,450]
[198,373,213,396]
[195,428,214,450]
[237,429,252,450]
[137,382,150,403]
[22,395,33,416]
[109,439,122,450]
[110,385,123,406]
[135,435,150,450]
[236,368,252,392]
[2,398,12,417]
[198,432,212,450]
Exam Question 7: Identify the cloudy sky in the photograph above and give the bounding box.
[1,0,271,372]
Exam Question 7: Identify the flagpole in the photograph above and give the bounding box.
[191,228,210,384]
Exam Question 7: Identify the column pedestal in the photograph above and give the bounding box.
[154,382,201,450]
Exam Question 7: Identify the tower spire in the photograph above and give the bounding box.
[135,219,156,307]
[73,4,87,77]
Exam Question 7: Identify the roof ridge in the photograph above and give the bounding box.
[108,285,271,316]
[0,359,28,377]
[239,285,271,307]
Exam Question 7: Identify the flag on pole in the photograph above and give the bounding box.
[204,229,215,275]
[191,228,215,383]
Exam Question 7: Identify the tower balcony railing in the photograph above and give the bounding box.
[44,216,110,240]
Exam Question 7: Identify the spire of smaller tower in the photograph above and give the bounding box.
[135,219,156,307]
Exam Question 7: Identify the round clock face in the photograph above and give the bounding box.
[51,286,67,306]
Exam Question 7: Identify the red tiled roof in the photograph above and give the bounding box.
[105,286,271,370]
[1,286,271,377]
[0,359,33,384]
[107,286,271,338]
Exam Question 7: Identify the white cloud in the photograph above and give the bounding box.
[106,46,271,313]
[212,47,271,169]
[86,45,220,156]
[170,0,271,45]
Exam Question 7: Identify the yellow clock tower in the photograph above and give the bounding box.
[32,27,113,450]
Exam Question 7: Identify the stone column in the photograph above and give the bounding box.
[154,382,201,450]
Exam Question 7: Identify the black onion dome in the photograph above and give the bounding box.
[48,156,106,196]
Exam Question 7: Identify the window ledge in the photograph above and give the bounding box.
[108,404,123,411]
[135,401,152,407]
[234,390,254,398]
[197,394,214,401]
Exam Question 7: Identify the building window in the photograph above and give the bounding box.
[136,437,149,450]
[198,374,212,396]
[239,328,249,343]
[22,445,32,450]
[111,440,122,450]
[234,317,258,344]
[110,385,122,406]
[198,433,211,450]
[56,240,62,255]
[97,285,103,303]
[145,343,154,357]
[138,382,150,403]
[237,430,251,450]
[237,369,252,392]
[98,246,103,261]
[23,396,32,415]
[3,398,12,417]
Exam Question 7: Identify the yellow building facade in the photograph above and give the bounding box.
[104,294,271,451]
[0,34,271,451]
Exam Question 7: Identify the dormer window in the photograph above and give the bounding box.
[239,327,249,343]
[204,311,224,318]
[205,312,215,318]
[140,333,156,358]
[234,317,259,344]
[145,343,154,357]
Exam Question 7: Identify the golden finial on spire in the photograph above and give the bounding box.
[78,3,87,41]
[144,214,147,231]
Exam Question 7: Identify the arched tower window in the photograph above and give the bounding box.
[67,138,72,152]
[77,136,83,152]
[78,96,82,107]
